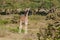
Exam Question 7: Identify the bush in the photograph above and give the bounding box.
[0,20,8,24]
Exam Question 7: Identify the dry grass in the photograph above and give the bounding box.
[0,14,60,40]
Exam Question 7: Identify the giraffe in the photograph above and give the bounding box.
[19,8,30,34]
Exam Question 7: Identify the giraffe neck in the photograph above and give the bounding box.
[25,10,28,18]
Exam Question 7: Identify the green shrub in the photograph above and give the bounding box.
[0,20,8,24]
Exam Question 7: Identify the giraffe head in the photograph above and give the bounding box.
[24,8,30,16]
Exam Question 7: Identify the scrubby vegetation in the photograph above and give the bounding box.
[0,0,60,40]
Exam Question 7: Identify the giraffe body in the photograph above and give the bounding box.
[19,8,29,34]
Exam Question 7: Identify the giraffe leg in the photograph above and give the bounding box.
[19,21,22,33]
[25,21,28,34]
